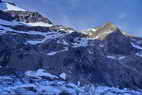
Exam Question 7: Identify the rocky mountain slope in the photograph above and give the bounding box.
[0,1,142,95]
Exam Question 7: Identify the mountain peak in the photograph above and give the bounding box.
[0,1,53,27]
[102,22,118,31]
[95,22,119,35]
[82,22,124,40]
[0,1,26,11]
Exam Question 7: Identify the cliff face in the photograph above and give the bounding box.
[0,1,142,95]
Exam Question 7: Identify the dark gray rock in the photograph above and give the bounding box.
[6,11,53,24]
[1,24,51,32]
[104,29,137,55]
[0,6,142,91]
[0,10,14,21]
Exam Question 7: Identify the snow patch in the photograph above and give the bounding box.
[68,30,74,33]
[27,40,44,45]
[25,69,58,79]
[131,42,142,50]
[45,32,64,40]
[0,73,142,95]
[73,38,89,47]
[47,52,57,56]
[0,23,64,45]
[81,28,96,35]
[99,44,104,47]
[107,56,116,59]
[136,52,142,57]
[0,3,26,11]
[107,55,126,60]
[88,49,94,54]
[59,73,66,80]
[23,22,53,27]
[118,56,126,60]
[57,39,69,45]
[90,28,96,32]
[47,47,68,56]
[81,85,142,95]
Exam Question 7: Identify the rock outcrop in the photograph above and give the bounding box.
[0,1,142,94]
[7,11,53,24]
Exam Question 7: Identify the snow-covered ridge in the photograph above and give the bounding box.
[0,1,54,27]
[23,22,53,27]
[0,21,64,45]
[81,22,121,40]
[0,2,26,11]
[81,28,97,35]
[0,18,53,28]
[131,42,142,50]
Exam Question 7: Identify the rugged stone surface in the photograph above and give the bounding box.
[6,11,53,24]
[0,1,142,93]
[0,10,14,21]
[104,30,137,55]
[0,69,141,95]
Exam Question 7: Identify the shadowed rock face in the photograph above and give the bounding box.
[6,11,53,24]
[0,10,14,21]
[105,30,137,55]
[0,9,52,24]
[0,3,142,91]
[1,24,51,32]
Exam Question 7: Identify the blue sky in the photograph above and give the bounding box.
[10,0,142,36]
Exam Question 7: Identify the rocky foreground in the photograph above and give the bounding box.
[0,69,142,95]
[0,1,142,95]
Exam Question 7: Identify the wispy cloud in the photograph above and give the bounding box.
[118,13,127,20]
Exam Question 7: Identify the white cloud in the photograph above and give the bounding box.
[118,13,127,19]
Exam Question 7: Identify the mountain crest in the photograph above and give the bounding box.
[82,22,123,40]
[0,0,25,11]
[100,22,118,31]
